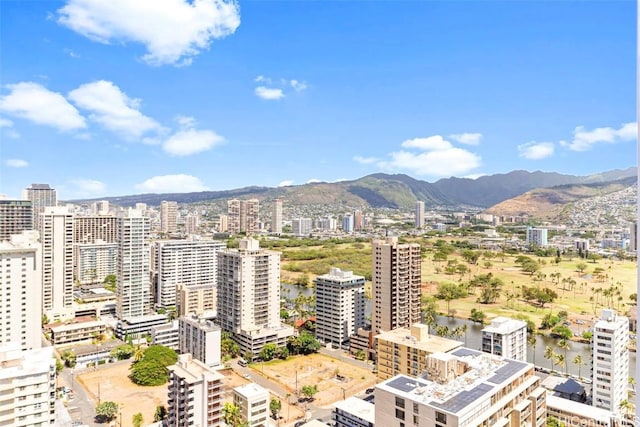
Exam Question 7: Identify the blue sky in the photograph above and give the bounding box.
[0,0,636,200]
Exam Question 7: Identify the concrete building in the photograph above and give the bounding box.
[342,213,354,233]
[372,237,422,337]
[526,227,548,247]
[546,395,618,427]
[217,238,293,358]
[22,183,56,229]
[316,216,337,231]
[153,239,226,308]
[48,319,108,346]
[160,201,178,234]
[592,308,629,414]
[227,199,259,234]
[481,316,528,361]
[629,221,637,252]
[272,198,283,234]
[167,353,224,427]
[40,207,74,321]
[184,214,199,235]
[115,314,168,341]
[353,209,364,231]
[73,241,117,285]
[73,215,117,243]
[292,218,312,236]
[218,214,229,233]
[376,347,547,427]
[415,201,425,228]
[332,397,375,427]
[177,284,217,318]
[0,231,42,350]
[179,316,222,367]
[0,344,56,427]
[116,208,150,320]
[233,383,269,427]
[150,320,180,351]
[375,324,462,381]
[0,200,33,241]
[575,238,590,254]
[315,267,366,349]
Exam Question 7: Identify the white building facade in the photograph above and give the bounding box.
[415,201,425,228]
[481,316,528,361]
[233,383,269,427]
[179,316,222,367]
[116,209,150,320]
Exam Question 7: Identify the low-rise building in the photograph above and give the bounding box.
[332,396,375,427]
[48,319,108,346]
[481,316,527,361]
[233,383,269,427]
[115,314,168,341]
[546,395,617,427]
[150,320,179,351]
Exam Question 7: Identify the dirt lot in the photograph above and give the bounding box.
[255,353,377,406]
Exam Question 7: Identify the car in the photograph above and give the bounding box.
[365,388,374,394]
[238,359,247,367]
[243,374,250,379]
[294,421,307,427]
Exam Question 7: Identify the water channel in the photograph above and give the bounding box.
[281,283,636,378]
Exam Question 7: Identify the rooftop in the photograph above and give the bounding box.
[333,397,375,424]
[482,317,527,335]
[234,382,269,399]
[546,395,613,423]
[375,327,462,354]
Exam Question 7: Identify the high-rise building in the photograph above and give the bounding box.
[592,309,629,414]
[0,200,33,241]
[315,267,366,349]
[353,209,363,231]
[73,215,117,243]
[179,316,222,367]
[41,207,74,320]
[74,241,117,285]
[116,209,150,320]
[167,353,224,427]
[161,201,178,234]
[629,221,637,252]
[372,237,422,336]
[184,214,199,235]
[481,317,528,361]
[153,239,226,308]
[272,198,283,234]
[375,324,462,381]
[227,199,259,234]
[526,227,548,247]
[376,348,547,427]
[0,343,56,427]
[233,383,269,427]
[218,214,229,233]
[342,213,354,233]
[292,218,312,236]
[217,238,293,357]
[22,183,57,229]
[0,231,42,350]
[415,201,425,228]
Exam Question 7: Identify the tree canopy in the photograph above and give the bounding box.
[129,345,178,386]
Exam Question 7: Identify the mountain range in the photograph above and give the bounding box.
[79,167,637,211]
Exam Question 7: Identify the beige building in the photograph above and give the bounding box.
[376,347,547,427]
[233,383,269,427]
[177,284,217,318]
[0,343,56,427]
[48,319,108,345]
[73,215,117,243]
[227,199,259,234]
[160,200,178,234]
[372,237,421,337]
[0,231,42,350]
[0,199,33,241]
[376,324,462,381]
[41,207,74,321]
[272,198,282,234]
[167,353,224,427]
[184,214,199,235]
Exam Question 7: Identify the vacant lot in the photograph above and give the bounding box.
[254,353,377,406]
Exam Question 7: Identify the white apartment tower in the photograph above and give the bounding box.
[372,237,422,336]
[40,207,74,320]
[179,316,222,367]
[272,198,283,234]
[0,344,56,427]
[153,239,226,308]
[161,201,178,234]
[74,242,117,285]
[217,238,293,356]
[227,199,259,234]
[526,227,548,247]
[315,267,366,349]
[292,218,312,236]
[342,213,354,233]
[0,231,42,350]
[481,316,528,361]
[116,209,150,320]
[233,383,269,427]
[415,200,425,228]
[167,353,224,427]
[592,309,629,414]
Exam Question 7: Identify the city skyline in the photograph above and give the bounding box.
[0,0,636,200]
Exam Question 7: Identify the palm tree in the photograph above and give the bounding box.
[629,377,636,394]
[554,353,566,375]
[527,334,538,366]
[618,399,633,420]
[543,346,555,373]
[133,344,145,362]
[558,339,570,369]
[572,355,584,380]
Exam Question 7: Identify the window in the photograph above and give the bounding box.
[435,411,447,424]
[396,408,405,420]
[395,397,405,409]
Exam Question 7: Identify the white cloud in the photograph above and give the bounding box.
[69,178,106,195]
[163,128,224,156]
[449,132,482,145]
[353,156,379,164]
[57,0,240,66]
[332,178,349,182]
[68,80,162,140]
[6,159,29,168]
[0,118,13,128]
[306,178,321,184]
[175,115,197,129]
[0,82,86,131]
[0,118,19,138]
[136,174,209,193]
[290,80,307,92]
[565,122,637,152]
[401,135,452,151]
[254,75,271,84]
[278,180,294,187]
[518,141,554,160]
[64,48,80,58]
[255,86,284,100]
